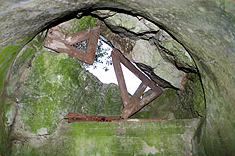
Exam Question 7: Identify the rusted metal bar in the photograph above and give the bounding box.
[86,27,100,64]
[64,29,90,45]
[128,91,160,118]
[64,113,169,122]
[65,113,120,122]
[120,82,147,118]
[111,52,129,108]
[44,26,100,65]
[111,48,163,119]
[112,49,162,93]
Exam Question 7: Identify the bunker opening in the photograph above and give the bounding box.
[1,2,234,156]
[4,11,206,134]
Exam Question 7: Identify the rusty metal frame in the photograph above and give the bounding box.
[111,48,163,119]
[43,26,100,65]
[44,26,163,119]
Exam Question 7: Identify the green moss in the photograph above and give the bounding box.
[10,119,199,156]
[0,45,23,94]
[0,44,24,155]
[11,33,122,134]
[58,16,99,36]
[185,73,206,117]
[98,84,123,117]
[21,51,84,134]
[75,15,99,32]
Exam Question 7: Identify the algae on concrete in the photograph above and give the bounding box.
[1,0,235,155]
[4,33,123,136]
[9,118,199,156]
[0,45,23,94]
[0,42,27,155]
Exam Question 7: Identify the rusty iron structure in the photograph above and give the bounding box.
[65,113,120,122]
[44,26,100,65]
[111,49,163,119]
[44,26,164,121]
[65,113,168,122]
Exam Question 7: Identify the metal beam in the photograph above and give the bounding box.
[111,48,163,119]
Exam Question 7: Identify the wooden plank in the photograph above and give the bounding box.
[64,113,169,122]
[46,29,66,41]
[65,29,90,45]
[44,36,87,61]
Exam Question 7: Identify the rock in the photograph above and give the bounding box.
[91,10,117,18]
[101,12,159,39]
[154,30,197,72]
[129,39,186,89]
[99,21,135,55]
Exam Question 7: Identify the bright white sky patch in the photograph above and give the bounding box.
[85,40,149,95]
[86,62,143,95]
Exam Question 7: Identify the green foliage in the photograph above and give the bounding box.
[93,40,112,72]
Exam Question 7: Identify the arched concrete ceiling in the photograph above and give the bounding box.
[0,0,235,155]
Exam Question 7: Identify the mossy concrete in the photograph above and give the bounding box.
[0,45,23,94]
[9,118,199,156]
[4,34,123,136]
[0,39,32,155]
[1,0,235,155]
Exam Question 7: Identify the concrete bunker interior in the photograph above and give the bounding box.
[0,1,235,156]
